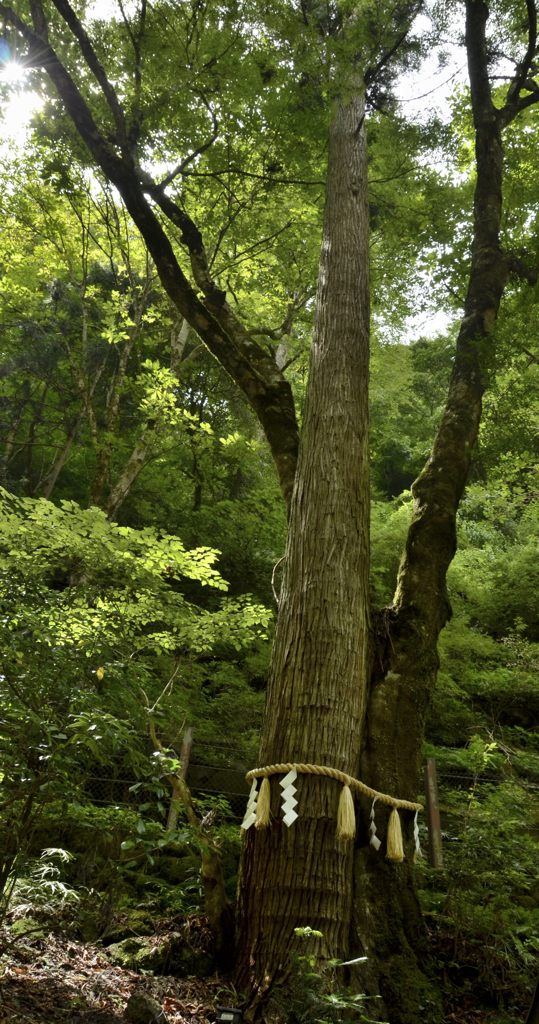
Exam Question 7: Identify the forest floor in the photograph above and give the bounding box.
[0,925,521,1024]
[0,929,226,1024]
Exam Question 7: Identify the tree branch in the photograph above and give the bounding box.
[183,166,324,187]
[1,5,300,507]
[159,97,219,188]
[364,1,423,88]
[507,251,538,284]
[28,0,48,40]
[499,0,539,125]
[248,288,314,341]
[390,0,509,637]
[117,0,147,152]
[213,221,294,276]
[465,0,495,123]
[50,0,129,146]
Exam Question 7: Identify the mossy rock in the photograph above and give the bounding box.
[9,916,46,938]
[102,909,156,945]
[107,933,214,977]
[107,937,163,972]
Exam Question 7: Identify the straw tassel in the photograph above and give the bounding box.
[336,784,356,841]
[386,808,404,862]
[255,776,271,828]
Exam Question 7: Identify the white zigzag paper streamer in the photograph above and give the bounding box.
[279,766,298,827]
[241,778,259,830]
[413,810,422,859]
[369,798,381,852]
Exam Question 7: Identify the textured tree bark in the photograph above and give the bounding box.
[236,83,370,1012]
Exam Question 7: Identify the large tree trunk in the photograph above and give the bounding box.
[236,82,370,1012]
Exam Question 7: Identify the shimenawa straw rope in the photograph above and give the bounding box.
[242,762,423,862]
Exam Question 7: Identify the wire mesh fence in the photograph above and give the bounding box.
[83,741,538,830]
[83,737,250,819]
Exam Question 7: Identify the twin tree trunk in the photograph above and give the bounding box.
[235,79,441,1021]
[237,4,512,1020]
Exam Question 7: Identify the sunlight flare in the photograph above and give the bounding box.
[0,58,42,145]
[1,60,26,85]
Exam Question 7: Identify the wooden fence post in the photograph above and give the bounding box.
[179,726,193,780]
[424,757,444,869]
[166,726,193,832]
